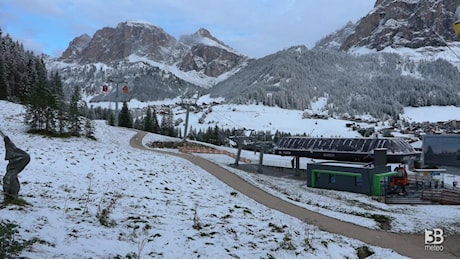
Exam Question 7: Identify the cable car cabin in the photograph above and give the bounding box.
[455,5,460,36]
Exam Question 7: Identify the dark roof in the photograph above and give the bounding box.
[275,137,416,154]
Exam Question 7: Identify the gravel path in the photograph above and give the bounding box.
[130,130,459,258]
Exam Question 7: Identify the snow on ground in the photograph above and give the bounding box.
[349,43,460,68]
[402,106,460,123]
[89,94,460,145]
[177,103,364,138]
[0,101,405,258]
[88,94,374,137]
[144,134,460,236]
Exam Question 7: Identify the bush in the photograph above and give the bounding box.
[0,220,41,258]
[356,245,374,259]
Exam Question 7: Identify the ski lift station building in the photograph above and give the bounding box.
[305,162,395,196]
[273,137,420,196]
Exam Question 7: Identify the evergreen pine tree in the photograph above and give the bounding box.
[49,71,67,134]
[108,112,115,126]
[118,101,133,128]
[69,86,82,136]
[160,114,167,135]
[0,58,7,100]
[25,81,56,133]
[84,118,95,139]
[160,109,175,137]
[133,118,143,130]
[144,106,154,132]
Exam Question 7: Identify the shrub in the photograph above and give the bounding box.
[0,220,42,258]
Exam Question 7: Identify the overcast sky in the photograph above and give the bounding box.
[0,0,375,58]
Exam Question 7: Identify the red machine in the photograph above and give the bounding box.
[389,165,408,195]
[390,165,408,186]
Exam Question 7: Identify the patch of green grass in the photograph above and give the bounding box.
[356,245,374,259]
[0,220,45,258]
[1,196,32,208]
[242,208,252,215]
[321,240,328,248]
[268,222,286,233]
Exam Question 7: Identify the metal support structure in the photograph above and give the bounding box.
[232,136,252,167]
[295,156,300,176]
[107,76,127,127]
[231,129,275,170]
[178,95,198,141]
[257,149,264,173]
[234,138,243,167]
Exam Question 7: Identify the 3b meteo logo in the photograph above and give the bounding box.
[424,228,444,251]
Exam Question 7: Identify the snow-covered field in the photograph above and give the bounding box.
[90,94,460,139]
[0,101,404,258]
[143,134,460,236]
[402,105,460,123]
[90,95,381,138]
[1,100,459,258]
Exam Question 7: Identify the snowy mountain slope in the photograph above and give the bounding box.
[47,21,248,98]
[333,0,460,51]
[45,0,460,119]
[209,46,460,119]
[0,100,409,258]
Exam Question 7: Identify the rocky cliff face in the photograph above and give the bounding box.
[49,21,248,102]
[57,22,246,78]
[178,28,245,77]
[314,21,357,51]
[59,34,91,62]
[316,0,460,51]
[59,21,177,63]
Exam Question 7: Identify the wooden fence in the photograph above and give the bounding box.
[421,188,460,205]
[178,146,252,164]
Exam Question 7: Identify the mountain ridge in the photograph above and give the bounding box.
[315,0,460,51]
[48,21,248,101]
[45,0,460,120]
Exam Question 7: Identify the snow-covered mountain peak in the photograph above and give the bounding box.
[178,27,236,54]
[48,21,248,102]
[316,0,459,52]
[122,20,161,28]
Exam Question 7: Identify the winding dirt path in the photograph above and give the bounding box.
[130,130,459,258]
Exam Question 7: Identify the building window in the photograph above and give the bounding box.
[355,176,363,187]
[329,174,336,184]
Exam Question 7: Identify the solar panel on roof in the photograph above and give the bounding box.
[274,137,421,163]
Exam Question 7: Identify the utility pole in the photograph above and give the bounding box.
[107,76,127,127]
[231,129,254,167]
[178,94,199,141]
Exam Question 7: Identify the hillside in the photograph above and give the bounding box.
[0,100,407,258]
[46,21,248,101]
[209,46,460,119]
[40,0,460,121]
